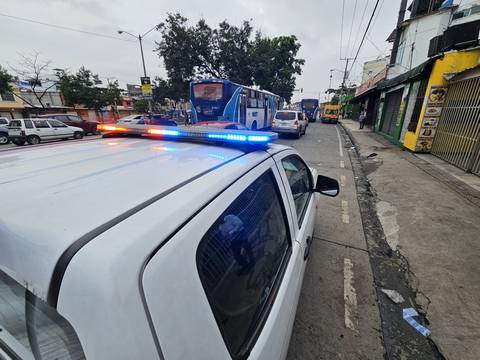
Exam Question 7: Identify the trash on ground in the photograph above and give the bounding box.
[381,289,405,303]
[367,153,378,158]
[403,308,431,337]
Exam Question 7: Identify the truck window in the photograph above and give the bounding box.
[0,270,86,360]
[196,169,291,357]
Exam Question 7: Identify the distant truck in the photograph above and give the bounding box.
[320,104,340,124]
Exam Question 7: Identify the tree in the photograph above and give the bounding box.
[0,65,13,94]
[10,52,56,108]
[134,99,149,113]
[56,67,121,112]
[155,14,304,102]
[250,35,305,102]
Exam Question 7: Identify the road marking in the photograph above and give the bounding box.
[341,200,350,223]
[335,126,344,157]
[340,175,346,187]
[340,160,345,168]
[344,258,358,332]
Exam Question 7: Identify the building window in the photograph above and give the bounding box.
[1,92,15,102]
[196,169,291,357]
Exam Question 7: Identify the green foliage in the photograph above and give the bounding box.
[56,67,121,111]
[0,65,13,94]
[155,14,304,102]
[134,99,149,113]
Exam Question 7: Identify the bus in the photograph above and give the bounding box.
[300,99,319,122]
[190,79,282,130]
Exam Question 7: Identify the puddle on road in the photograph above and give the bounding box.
[376,200,400,251]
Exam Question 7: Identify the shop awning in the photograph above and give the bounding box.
[377,58,434,90]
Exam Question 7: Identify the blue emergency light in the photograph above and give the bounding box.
[99,123,278,148]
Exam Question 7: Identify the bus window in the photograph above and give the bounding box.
[193,83,223,101]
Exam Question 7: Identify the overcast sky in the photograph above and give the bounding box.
[1,0,401,102]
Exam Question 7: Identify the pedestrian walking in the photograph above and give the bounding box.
[359,110,367,129]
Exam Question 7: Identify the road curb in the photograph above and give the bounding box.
[338,123,446,360]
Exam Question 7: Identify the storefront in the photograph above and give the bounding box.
[375,60,433,145]
[402,49,480,163]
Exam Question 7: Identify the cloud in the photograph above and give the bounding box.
[1,0,399,102]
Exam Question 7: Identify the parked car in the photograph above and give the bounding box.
[8,118,84,145]
[272,110,308,138]
[197,121,248,130]
[117,114,148,124]
[38,114,99,135]
[117,114,178,127]
[0,117,10,145]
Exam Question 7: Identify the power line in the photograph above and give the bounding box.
[340,0,345,59]
[348,0,381,76]
[0,12,136,43]
[349,0,370,58]
[346,0,359,57]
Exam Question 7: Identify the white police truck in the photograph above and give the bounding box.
[0,124,339,360]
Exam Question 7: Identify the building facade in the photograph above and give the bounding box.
[370,0,480,176]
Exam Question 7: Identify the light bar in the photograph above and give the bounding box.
[101,123,278,148]
[98,124,128,132]
[148,128,180,136]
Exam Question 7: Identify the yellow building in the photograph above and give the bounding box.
[403,48,480,152]
[0,84,25,119]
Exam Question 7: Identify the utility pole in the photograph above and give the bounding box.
[138,35,147,77]
[339,57,353,117]
[389,0,408,67]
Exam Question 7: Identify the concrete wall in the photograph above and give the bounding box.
[388,9,452,79]
[361,57,389,83]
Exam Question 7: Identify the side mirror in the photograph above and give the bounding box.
[315,175,340,197]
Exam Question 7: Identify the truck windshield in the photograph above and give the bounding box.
[193,83,223,101]
[275,112,296,120]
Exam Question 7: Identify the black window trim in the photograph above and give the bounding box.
[195,168,293,360]
[280,154,314,228]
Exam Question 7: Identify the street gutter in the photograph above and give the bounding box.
[338,123,446,360]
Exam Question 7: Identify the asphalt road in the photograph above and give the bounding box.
[281,122,384,360]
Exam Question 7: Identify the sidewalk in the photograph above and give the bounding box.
[341,118,480,359]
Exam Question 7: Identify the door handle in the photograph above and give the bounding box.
[304,236,312,260]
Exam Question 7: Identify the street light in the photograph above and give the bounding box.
[118,25,159,112]
[117,25,158,77]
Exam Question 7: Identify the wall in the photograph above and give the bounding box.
[403,48,480,151]
[361,57,389,83]
[388,9,452,79]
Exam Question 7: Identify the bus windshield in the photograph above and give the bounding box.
[302,101,317,110]
[193,83,223,101]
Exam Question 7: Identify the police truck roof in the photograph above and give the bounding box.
[0,132,286,301]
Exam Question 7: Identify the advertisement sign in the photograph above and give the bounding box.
[415,86,447,152]
[140,76,152,95]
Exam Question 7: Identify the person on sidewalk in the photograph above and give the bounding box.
[359,110,367,129]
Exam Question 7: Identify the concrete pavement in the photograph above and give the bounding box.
[341,118,480,360]
[283,122,384,360]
